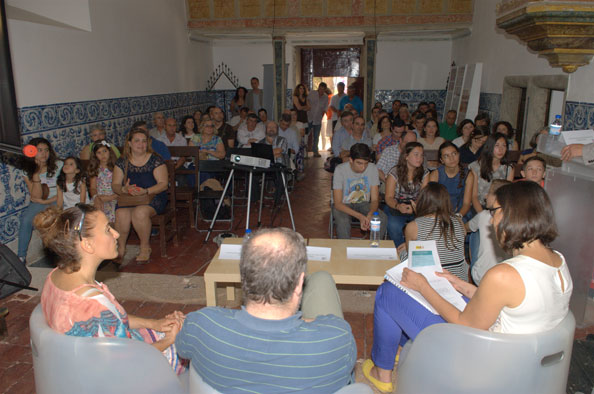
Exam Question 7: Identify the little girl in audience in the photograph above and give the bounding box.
[87,140,118,222]
[57,157,86,210]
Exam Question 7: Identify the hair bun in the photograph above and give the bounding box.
[33,207,61,243]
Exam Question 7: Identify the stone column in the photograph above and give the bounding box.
[364,35,377,120]
[273,36,286,122]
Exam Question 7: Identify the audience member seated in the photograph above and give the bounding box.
[426,108,438,122]
[333,144,387,239]
[390,100,401,121]
[493,121,519,151]
[410,112,426,139]
[467,180,511,285]
[149,112,166,140]
[18,138,63,263]
[518,127,548,165]
[373,115,393,151]
[332,111,354,157]
[340,116,373,161]
[383,142,429,246]
[417,101,429,114]
[376,118,405,161]
[112,128,169,263]
[474,112,491,129]
[428,142,473,219]
[56,157,86,210]
[176,228,357,392]
[88,140,118,223]
[459,126,488,165]
[278,114,300,167]
[158,118,188,170]
[439,110,458,141]
[79,126,120,160]
[211,106,236,151]
[364,181,573,393]
[339,84,363,114]
[189,119,225,185]
[419,118,445,151]
[192,110,203,131]
[470,132,515,213]
[229,86,247,117]
[398,105,411,126]
[258,108,270,127]
[403,182,468,281]
[368,106,381,137]
[35,205,184,374]
[179,115,197,144]
[521,156,546,186]
[237,113,265,148]
[228,106,248,131]
[132,120,172,160]
[452,119,475,148]
[259,121,289,167]
[377,131,417,182]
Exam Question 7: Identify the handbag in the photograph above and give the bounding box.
[116,159,155,207]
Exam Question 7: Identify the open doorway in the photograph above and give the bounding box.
[298,47,363,152]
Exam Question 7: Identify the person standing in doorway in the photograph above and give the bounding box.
[308,82,329,157]
[330,82,347,131]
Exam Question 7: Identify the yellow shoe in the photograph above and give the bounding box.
[362,359,394,393]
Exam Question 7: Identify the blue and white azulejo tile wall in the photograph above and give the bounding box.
[563,101,594,131]
[478,93,502,124]
[0,90,216,245]
[375,90,446,117]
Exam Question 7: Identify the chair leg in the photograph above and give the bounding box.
[160,220,166,257]
[172,212,179,246]
[188,199,195,229]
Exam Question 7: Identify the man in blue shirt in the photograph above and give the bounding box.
[176,228,357,393]
[339,84,363,114]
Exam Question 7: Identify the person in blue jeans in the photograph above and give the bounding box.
[18,137,63,262]
[383,142,429,247]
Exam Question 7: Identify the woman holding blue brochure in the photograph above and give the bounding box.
[363,181,573,393]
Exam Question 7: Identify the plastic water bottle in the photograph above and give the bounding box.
[244,229,252,239]
[549,115,562,136]
[370,212,381,247]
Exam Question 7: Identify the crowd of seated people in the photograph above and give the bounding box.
[21,79,577,393]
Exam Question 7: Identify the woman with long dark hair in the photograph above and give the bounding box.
[459,127,488,164]
[179,115,197,143]
[364,181,573,392]
[428,142,473,218]
[470,132,514,213]
[452,119,475,148]
[230,86,248,117]
[493,121,519,151]
[17,137,62,262]
[383,142,429,247]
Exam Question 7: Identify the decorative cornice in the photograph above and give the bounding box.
[496,1,594,73]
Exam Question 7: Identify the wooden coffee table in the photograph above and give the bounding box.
[204,238,398,306]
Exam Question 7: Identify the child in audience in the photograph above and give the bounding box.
[87,140,118,222]
[466,179,511,284]
[56,156,86,210]
[521,156,546,186]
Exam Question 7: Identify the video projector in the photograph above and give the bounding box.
[229,154,270,169]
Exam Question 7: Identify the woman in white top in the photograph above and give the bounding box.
[364,181,572,392]
[452,119,475,148]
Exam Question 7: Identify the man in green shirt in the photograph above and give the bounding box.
[439,110,458,141]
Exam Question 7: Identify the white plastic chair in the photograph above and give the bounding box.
[396,311,576,394]
[189,363,374,393]
[29,304,187,394]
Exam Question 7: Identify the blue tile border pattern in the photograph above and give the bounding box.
[564,101,594,131]
[1,90,217,245]
[374,90,446,118]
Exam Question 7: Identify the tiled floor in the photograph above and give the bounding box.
[2,152,594,393]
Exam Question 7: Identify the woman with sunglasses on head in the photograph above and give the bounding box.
[364,181,573,392]
[36,204,185,374]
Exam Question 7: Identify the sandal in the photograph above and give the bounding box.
[136,247,151,264]
[362,359,394,393]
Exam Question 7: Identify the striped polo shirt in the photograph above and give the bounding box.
[176,306,357,393]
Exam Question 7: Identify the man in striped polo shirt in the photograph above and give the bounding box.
[176,228,357,393]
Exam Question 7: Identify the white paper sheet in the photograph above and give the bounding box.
[562,129,594,145]
[347,247,398,260]
[306,246,331,261]
[218,244,242,260]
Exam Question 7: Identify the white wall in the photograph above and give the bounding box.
[566,63,594,102]
[211,40,274,90]
[6,0,212,107]
[451,0,563,94]
[375,40,452,90]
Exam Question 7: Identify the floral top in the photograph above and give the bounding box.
[95,167,116,222]
[190,134,222,160]
[41,268,183,374]
[388,166,430,202]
